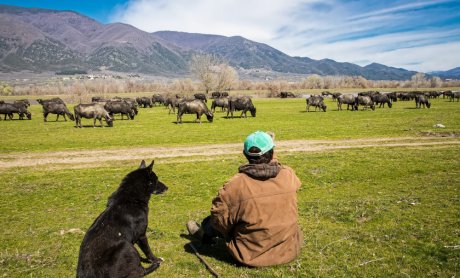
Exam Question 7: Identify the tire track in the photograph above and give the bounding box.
[1,137,459,170]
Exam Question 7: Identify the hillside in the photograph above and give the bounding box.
[0,4,434,80]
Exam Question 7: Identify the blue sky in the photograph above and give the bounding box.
[2,0,460,72]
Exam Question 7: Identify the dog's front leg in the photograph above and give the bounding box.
[137,234,162,263]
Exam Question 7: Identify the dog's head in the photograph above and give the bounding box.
[139,160,168,195]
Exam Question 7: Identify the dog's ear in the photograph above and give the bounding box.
[147,160,154,171]
[139,160,147,169]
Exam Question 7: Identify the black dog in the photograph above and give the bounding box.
[77,160,168,277]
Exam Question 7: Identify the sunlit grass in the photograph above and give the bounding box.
[1,96,459,153]
[0,146,458,276]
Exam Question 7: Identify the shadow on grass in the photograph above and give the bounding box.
[174,120,213,124]
[44,120,74,123]
[221,116,256,119]
[74,125,112,128]
[180,233,237,266]
[299,110,328,113]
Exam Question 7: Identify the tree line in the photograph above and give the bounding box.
[1,54,458,99]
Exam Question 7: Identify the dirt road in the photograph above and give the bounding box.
[1,136,458,170]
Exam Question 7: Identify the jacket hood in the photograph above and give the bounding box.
[238,161,282,180]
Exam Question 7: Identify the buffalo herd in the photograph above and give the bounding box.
[0,90,457,126]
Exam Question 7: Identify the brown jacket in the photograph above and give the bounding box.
[210,159,302,267]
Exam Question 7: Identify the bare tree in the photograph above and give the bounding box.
[189,54,219,94]
[190,53,238,93]
[214,63,238,91]
[430,76,443,88]
[411,72,428,88]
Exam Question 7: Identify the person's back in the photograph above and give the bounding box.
[211,159,302,266]
[187,131,302,267]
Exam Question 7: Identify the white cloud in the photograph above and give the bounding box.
[110,0,306,41]
[110,0,460,72]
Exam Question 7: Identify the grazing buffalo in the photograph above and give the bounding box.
[0,102,32,120]
[355,96,376,111]
[91,97,109,103]
[331,93,342,102]
[74,103,113,128]
[321,91,331,98]
[42,102,75,121]
[165,97,184,114]
[104,100,136,120]
[227,96,256,118]
[373,94,393,108]
[37,98,64,105]
[337,94,357,111]
[14,99,30,108]
[443,90,453,99]
[194,93,207,103]
[279,92,296,98]
[177,99,213,124]
[136,97,153,108]
[450,91,460,102]
[152,94,166,106]
[211,97,229,112]
[385,92,398,102]
[306,95,327,112]
[211,92,228,99]
[211,92,221,99]
[415,95,431,108]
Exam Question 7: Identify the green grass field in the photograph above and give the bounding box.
[0,94,459,277]
[1,96,459,153]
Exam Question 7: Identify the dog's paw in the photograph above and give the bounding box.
[152,257,164,264]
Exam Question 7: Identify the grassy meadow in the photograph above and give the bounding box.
[1,95,459,153]
[0,93,459,277]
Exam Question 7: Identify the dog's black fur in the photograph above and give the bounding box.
[77,160,168,277]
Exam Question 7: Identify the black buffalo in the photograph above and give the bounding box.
[165,97,189,114]
[42,102,75,122]
[227,96,256,118]
[104,100,136,120]
[337,94,357,111]
[194,93,207,103]
[306,95,327,112]
[37,98,65,105]
[152,94,166,106]
[136,97,153,108]
[279,92,296,98]
[14,99,30,108]
[355,96,376,111]
[177,99,213,124]
[0,102,32,120]
[211,97,229,112]
[372,94,393,108]
[91,97,109,103]
[415,94,431,108]
[77,160,168,277]
[74,103,113,128]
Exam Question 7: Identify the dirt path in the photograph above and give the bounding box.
[1,137,459,170]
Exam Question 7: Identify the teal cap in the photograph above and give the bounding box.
[243,131,275,156]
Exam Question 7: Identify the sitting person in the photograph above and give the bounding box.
[187,131,302,267]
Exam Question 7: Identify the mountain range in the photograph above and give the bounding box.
[0,4,456,80]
